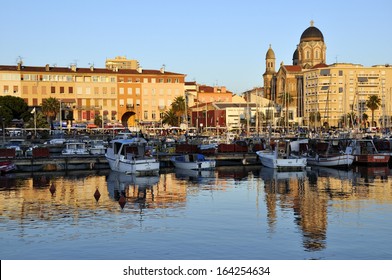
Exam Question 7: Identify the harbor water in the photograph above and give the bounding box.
[1,165,392,260]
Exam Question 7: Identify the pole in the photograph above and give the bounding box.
[2,118,5,147]
[246,101,250,137]
[34,107,37,137]
[59,100,62,133]
[0,105,5,146]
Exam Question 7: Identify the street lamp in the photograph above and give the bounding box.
[30,107,37,137]
[59,99,63,133]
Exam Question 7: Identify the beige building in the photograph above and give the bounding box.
[0,62,186,128]
[304,63,392,128]
[105,56,140,70]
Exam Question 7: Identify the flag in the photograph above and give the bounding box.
[31,107,36,114]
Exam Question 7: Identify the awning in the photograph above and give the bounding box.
[61,99,76,103]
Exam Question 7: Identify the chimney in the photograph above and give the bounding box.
[160,66,165,73]
[90,65,94,71]
[70,64,77,72]
[45,64,50,71]
[137,67,142,73]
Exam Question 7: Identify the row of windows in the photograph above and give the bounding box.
[2,84,182,96]
[2,74,182,84]
[118,77,180,83]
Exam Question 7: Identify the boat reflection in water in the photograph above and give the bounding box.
[106,171,159,211]
[354,166,390,182]
[174,168,215,183]
[259,167,306,182]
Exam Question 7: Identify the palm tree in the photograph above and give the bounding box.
[41,97,60,129]
[171,96,186,125]
[161,108,178,126]
[362,113,369,128]
[366,95,381,127]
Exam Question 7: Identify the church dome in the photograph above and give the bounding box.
[293,49,299,60]
[300,21,324,42]
[266,45,275,59]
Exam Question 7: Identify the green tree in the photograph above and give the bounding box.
[366,95,381,127]
[94,114,103,128]
[171,96,186,125]
[25,110,50,129]
[161,108,178,126]
[41,97,60,129]
[0,95,29,125]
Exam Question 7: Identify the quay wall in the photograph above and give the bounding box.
[4,152,260,173]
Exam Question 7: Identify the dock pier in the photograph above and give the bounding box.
[6,152,260,173]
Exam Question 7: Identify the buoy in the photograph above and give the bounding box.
[94,188,101,202]
[49,183,56,195]
[118,196,126,209]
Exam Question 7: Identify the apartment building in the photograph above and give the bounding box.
[304,63,392,128]
[0,62,186,127]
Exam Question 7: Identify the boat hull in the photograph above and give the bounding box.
[256,151,306,169]
[106,156,159,175]
[171,158,216,170]
[306,154,354,168]
[0,161,17,174]
[354,154,390,165]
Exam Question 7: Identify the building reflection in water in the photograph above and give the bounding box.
[259,166,390,252]
[0,166,391,255]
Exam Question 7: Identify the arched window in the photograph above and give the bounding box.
[306,51,310,59]
[315,50,319,59]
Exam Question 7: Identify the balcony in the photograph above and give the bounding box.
[126,104,134,109]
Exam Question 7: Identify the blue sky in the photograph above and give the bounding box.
[1,0,391,93]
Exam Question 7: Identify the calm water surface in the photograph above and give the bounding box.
[1,165,391,260]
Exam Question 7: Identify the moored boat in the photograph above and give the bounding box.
[105,137,159,175]
[171,153,216,170]
[256,139,307,169]
[89,139,107,155]
[62,141,89,155]
[0,161,17,174]
[304,138,354,168]
[349,138,390,166]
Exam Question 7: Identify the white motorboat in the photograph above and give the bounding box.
[62,141,89,155]
[256,139,307,169]
[170,153,216,170]
[105,137,159,175]
[89,139,106,155]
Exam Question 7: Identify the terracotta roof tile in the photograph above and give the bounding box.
[283,65,302,72]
